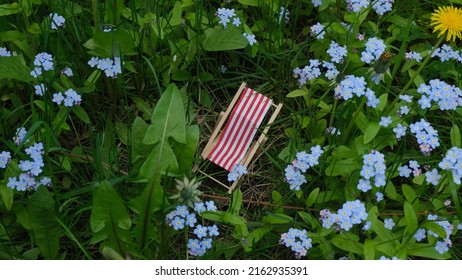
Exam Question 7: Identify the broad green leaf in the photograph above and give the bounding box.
[422,222,446,239]
[202,28,248,51]
[171,125,199,175]
[287,89,308,98]
[28,187,62,259]
[229,189,243,216]
[404,201,418,234]
[305,187,319,208]
[201,211,245,226]
[90,181,132,255]
[409,244,450,259]
[245,226,271,249]
[402,184,417,203]
[364,239,375,260]
[325,158,357,176]
[0,56,33,82]
[331,235,363,255]
[0,3,21,16]
[298,211,319,229]
[139,140,178,178]
[262,213,293,225]
[71,106,90,124]
[131,117,152,163]
[0,181,13,210]
[129,178,164,249]
[450,124,461,147]
[83,30,137,57]
[354,111,369,133]
[364,122,380,144]
[376,94,388,112]
[168,1,183,26]
[143,84,186,145]
[105,0,124,25]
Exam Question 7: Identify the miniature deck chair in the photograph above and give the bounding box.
[200,82,283,193]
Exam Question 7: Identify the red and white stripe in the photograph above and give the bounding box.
[207,87,272,171]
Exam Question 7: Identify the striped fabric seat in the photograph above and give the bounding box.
[206,87,272,171]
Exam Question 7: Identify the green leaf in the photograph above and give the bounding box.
[305,187,319,208]
[0,181,13,210]
[450,124,461,147]
[168,1,183,26]
[325,158,357,176]
[83,30,137,57]
[409,244,450,259]
[402,184,417,203]
[364,122,380,144]
[171,125,199,175]
[202,28,248,51]
[131,117,152,163]
[90,181,132,255]
[0,3,22,16]
[139,84,187,178]
[71,106,90,124]
[287,88,308,98]
[331,235,363,255]
[262,213,293,225]
[229,189,243,216]
[143,84,186,145]
[297,211,319,229]
[404,201,418,234]
[0,56,33,82]
[364,239,376,260]
[354,111,369,133]
[28,187,62,259]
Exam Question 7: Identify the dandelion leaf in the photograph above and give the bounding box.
[202,28,248,51]
[90,181,133,256]
[28,187,63,259]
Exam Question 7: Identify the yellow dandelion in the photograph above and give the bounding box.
[431,6,462,41]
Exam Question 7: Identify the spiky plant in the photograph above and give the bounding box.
[169,177,202,207]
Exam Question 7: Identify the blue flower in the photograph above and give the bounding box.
[243,33,257,46]
[194,202,206,214]
[361,37,386,64]
[194,224,208,239]
[384,218,395,230]
[310,22,325,39]
[372,0,394,15]
[0,47,12,57]
[205,200,217,211]
[393,124,407,139]
[171,216,185,230]
[49,13,65,29]
[200,238,213,249]
[62,67,73,77]
[34,84,46,96]
[376,192,384,202]
[0,151,11,168]
[414,228,426,241]
[327,41,348,63]
[406,51,422,62]
[379,116,392,127]
[435,240,449,254]
[208,224,219,237]
[398,165,411,178]
[176,205,189,217]
[185,213,197,227]
[425,168,441,186]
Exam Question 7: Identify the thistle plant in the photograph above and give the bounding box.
[169,177,202,207]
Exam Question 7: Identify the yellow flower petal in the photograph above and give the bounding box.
[431,6,462,41]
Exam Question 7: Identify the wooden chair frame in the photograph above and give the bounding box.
[199,82,283,193]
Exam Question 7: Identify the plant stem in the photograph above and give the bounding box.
[385,36,444,114]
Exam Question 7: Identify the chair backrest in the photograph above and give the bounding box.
[206,87,272,171]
